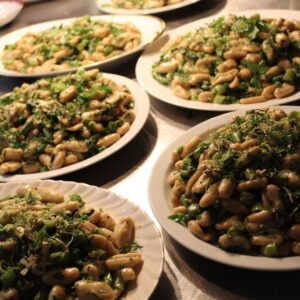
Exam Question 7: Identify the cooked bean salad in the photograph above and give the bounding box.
[0,185,142,299]
[152,14,300,104]
[112,0,184,10]
[0,69,135,175]
[2,16,141,74]
[168,108,300,257]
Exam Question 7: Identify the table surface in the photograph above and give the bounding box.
[1,0,300,299]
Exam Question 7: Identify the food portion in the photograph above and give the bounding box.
[152,14,300,104]
[168,108,300,257]
[0,185,142,299]
[112,0,183,10]
[2,16,141,74]
[0,69,135,175]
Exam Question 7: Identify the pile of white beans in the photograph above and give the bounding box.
[2,17,141,74]
[153,14,300,104]
[168,108,300,257]
[0,185,142,300]
[112,0,183,9]
[0,69,135,175]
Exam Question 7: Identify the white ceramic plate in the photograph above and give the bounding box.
[0,15,165,77]
[149,105,300,270]
[0,73,150,182]
[136,9,300,112]
[0,1,23,27]
[96,0,202,15]
[0,180,164,299]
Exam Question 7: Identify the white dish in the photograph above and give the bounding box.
[0,15,165,77]
[0,180,164,299]
[0,73,150,182]
[136,9,300,112]
[96,0,202,15]
[0,1,23,27]
[149,105,300,270]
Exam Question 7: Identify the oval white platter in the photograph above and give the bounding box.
[149,105,300,270]
[96,0,202,15]
[0,15,165,77]
[0,1,23,27]
[0,180,164,299]
[0,73,150,182]
[136,9,300,112]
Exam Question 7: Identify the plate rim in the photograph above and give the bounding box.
[0,14,165,78]
[95,0,202,15]
[0,1,23,27]
[0,73,150,182]
[136,9,300,112]
[148,105,300,271]
[0,179,164,299]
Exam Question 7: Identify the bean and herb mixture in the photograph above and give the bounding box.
[168,108,300,256]
[0,185,142,299]
[0,69,135,175]
[152,14,300,104]
[2,16,141,74]
[112,0,183,10]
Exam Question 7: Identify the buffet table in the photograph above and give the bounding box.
[1,0,300,299]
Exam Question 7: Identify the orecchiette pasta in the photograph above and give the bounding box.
[152,14,300,104]
[0,69,135,175]
[168,107,300,257]
[2,16,141,74]
[0,185,142,299]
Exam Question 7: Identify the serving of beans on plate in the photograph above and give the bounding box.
[112,0,184,10]
[168,107,300,257]
[152,14,300,104]
[0,68,135,175]
[2,16,141,75]
[0,185,142,299]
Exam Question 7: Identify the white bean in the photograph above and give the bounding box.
[105,252,142,270]
[274,83,295,98]
[116,122,130,136]
[121,267,136,281]
[0,162,21,175]
[75,281,115,300]
[59,86,77,103]
[43,268,80,286]
[91,234,118,256]
[239,95,266,104]
[97,133,121,147]
[22,162,41,174]
[113,216,134,248]
[51,201,79,213]
[48,286,67,300]
[173,85,190,99]
[51,150,66,170]
[2,148,23,162]
[155,60,178,74]
[189,73,210,85]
